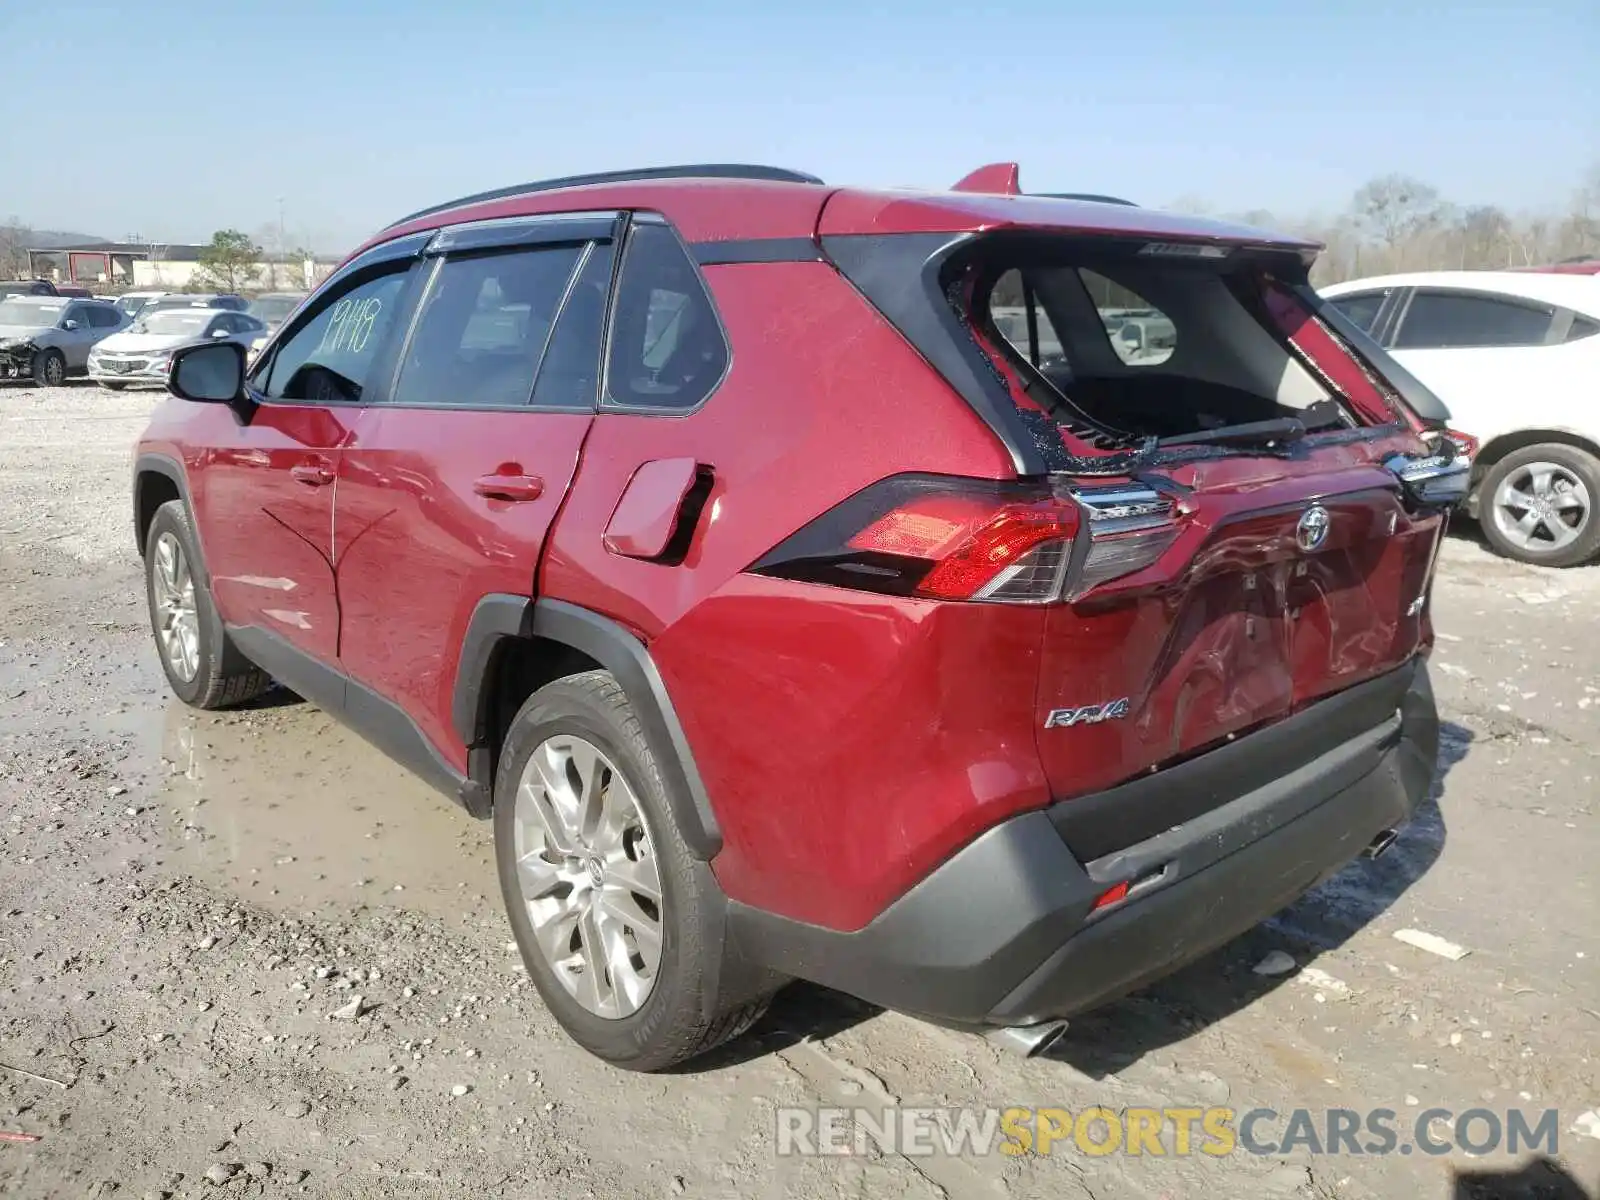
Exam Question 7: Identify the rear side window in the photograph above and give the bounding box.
[1565,315,1598,343]
[605,221,728,411]
[392,246,582,408]
[1329,291,1385,335]
[1394,291,1554,349]
[261,269,411,404]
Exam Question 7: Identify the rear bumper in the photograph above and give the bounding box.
[729,658,1438,1026]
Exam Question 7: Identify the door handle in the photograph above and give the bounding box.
[473,472,545,502]
[290,463,335,487]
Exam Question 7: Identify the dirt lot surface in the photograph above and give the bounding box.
[2,383,1597,1200]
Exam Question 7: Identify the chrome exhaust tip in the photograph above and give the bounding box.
[984,1020,1070,1058]
[1364,829,1399,859]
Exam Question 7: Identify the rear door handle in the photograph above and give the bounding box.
[290,463,335,487]
[473,472,545,502]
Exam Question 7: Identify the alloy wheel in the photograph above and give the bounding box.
[1491,461,1592,554]
[42,354,64,386]
[152,532,200,682]
[511,735,664,1019]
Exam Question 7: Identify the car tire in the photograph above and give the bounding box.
[144,499,272,708]
[494,670,771,1070]
[101,381,127,391]
[32,349,65,387]
[1479,443,1600,568]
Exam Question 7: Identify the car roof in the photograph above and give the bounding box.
[141,306,230,316]
[1321,271,1600,314]
[357,163,1316,262]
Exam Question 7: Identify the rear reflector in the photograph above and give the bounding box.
[751,475,1180,604]
[1091,881,1130,911]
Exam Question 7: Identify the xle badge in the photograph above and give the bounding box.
[1044,698,1131,729]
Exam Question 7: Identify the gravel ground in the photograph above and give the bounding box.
[1,382,1597,1200]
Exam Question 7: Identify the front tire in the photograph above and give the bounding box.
[494,671,769,1070]
[32,349,65,387]
[1479,443,1600,568]
[143,500,271,708]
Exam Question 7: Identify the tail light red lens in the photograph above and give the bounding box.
[750,475,1180,604]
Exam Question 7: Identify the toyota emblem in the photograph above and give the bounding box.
[1297,505,1330,552]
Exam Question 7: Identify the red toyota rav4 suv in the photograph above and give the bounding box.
[134,163,1465,1070]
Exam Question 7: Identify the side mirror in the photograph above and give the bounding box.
[62,319,80,331]
[169,339,255,422]
[212,328,232,338]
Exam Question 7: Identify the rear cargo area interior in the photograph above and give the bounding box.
[979,254,1358,442]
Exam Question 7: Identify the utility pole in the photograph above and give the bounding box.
[277,197,287,289]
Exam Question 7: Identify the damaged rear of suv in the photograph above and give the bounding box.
[136,162,1463,1069]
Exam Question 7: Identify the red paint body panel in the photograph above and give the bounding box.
[604,458,701,559]
[334,406,592,771]
[153,398,353,662]
[818,189,1319,248]
[654,575,1049,930]
[538,261,1015,640]
[1032,452,1442,803]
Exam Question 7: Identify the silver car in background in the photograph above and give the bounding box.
[0,297,128,385]
[87,308,266,390]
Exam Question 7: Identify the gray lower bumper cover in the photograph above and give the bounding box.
[728,658,1438,1027]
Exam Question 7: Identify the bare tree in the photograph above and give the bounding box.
[1351,174,1444,267]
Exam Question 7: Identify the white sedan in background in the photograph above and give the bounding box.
[87,308,266,391]
[1321,271,1600,567]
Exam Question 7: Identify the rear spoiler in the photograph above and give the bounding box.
[950,162,1136,207]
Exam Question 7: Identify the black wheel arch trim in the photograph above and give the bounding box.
[134,453,204,575]
[452,595,723,860]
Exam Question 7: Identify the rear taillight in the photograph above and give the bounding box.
[750,475,1180,604]
[1070,485,1182,599]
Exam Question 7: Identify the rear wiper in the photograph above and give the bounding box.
[1159,418,1306,449]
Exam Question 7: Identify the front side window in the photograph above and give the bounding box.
[391,244,583,408]
[1394,291,1554,349]
[605,221,728,410]
[86,305,121,328]
[259,269,411,404]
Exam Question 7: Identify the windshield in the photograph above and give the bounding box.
[116,296,153,318]
[248,296,302,324]
[0,299,67,327]
[134,311,212,336]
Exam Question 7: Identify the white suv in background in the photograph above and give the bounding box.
[1322,271,1600,567]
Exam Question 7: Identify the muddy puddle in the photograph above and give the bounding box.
[156,693,500,923]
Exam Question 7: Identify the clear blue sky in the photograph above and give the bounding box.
[3,0,1595,252]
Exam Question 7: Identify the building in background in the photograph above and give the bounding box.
[25,242,339,292]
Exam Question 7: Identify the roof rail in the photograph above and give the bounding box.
[1035,192,1139,207]
[383,164,824,230]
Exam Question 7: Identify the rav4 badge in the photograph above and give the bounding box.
[1044,698,1131,729]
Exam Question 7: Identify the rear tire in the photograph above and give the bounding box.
[32,349,65,387]
[1479,443,1600,568]
[143,500,272,708]
[494,671,770,1070]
